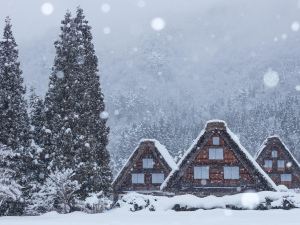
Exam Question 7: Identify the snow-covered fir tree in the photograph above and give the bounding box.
[0,18,32,213]
[28,169,80,215]
[0,17,30,152]
[29,88,46,147]
[44,9,112,201]
[73,7,112,196]
[0,143,23,216]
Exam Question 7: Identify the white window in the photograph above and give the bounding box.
[132,173,144,184]
[209,148,223,160]
[277,160,285,169]
[264,160,273,168]
[194,166,209,179]
[152,173,164,184]
[281,174,292,182]
[224,166,240,179]
[272,150,278,158]
[143,158,154,169]
[212,137,220,145]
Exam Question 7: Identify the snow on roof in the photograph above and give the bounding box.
[255,135,300,169]
[113,139,177,184]
[161,120,278,191]
[226,128,278,191]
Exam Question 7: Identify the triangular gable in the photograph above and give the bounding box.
[162,120,278,192]
[255,135,300,169]
[113,139,177,189]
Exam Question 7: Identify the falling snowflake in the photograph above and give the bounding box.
[56,71,64,79]
[281,33,287,40]
[101,3,111,13]
[100,111,109,119]
[291,21,300,32]
[241,192,260,209]
[286,162,292,167]
[295,85,300,91]
[263,68,279,88]
[41,2,54,16]
[103,27,111,34]
[114,110,120,116]
[137,0,146,8]
[151,17,166,31]
[200,179,207,185]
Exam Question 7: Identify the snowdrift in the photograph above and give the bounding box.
[115,191,300,211]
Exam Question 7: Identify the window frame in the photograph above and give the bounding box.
[151,173,165,184]
[194,166,210,179]
[208,148,224,160]
[264,160,273,169]
[131,173,145,184]
[224,166,240,179]
[212,137,220,145]
[277,160,285,169]
[271,150,278,158]
[142,158,154,169]
[281,174,292,182]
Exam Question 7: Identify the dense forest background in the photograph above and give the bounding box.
[3,0,300,174]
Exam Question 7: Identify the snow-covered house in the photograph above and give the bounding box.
[113,139,177,200]
[161,120,278,196]
[255,136,300,189]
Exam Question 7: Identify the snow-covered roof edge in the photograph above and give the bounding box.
[226,128,278,191]
[161,120,278,191]
[160,125,206,189]
[113,138,177,184]
[255,135,300,169]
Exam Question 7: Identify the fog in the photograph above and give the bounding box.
[1,0,300,171]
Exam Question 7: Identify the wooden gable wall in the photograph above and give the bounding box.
[163,122,275,196]
[256,137,300,189]
[113,141,173,194]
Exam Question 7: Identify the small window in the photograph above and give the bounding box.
[143,158,154,169]
[152,173,164,184]
[272,150,278,158]
[281,174,292,182]
[277,160,285,169]
[132,173,144,184]
[212,137,220,145]
[224,166,239,179]
[209,148,223,160]
[194,166,209,179]
[264,160,273,168]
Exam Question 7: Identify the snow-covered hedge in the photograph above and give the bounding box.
[115,191,300,212]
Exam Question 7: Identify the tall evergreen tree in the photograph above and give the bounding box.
[74,7,112,196]
[44,9,112,199]
[0,17,30,151]
[0,18,31,214]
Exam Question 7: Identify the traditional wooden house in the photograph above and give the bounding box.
[255,136,300,189]
[161,120,278,196]
[113,139,177,199]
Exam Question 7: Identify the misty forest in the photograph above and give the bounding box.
[1,1,300,225]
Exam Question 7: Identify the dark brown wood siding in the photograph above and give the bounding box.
[256,137,300,189]
[113,141,173,196]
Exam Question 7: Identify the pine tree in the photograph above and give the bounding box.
[44,9,112,200]
[28,169,80,215]
[0,143,23,216]
[74,7,112,196]
[0,18,31,214]
[0,17,30,151]
[29,88,46,147]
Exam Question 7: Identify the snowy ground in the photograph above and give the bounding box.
[0,209,299,225]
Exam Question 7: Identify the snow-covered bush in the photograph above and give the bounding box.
[115,192,300,212]
[28,169,80,215]
[0,144,23,216]
[77,192,112,213]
